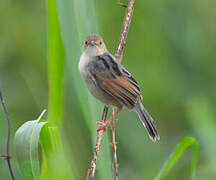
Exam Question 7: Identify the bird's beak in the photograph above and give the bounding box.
[88,41,96,46]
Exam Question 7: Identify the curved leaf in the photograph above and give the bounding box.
[155,136,198,180]
[14,110,47,180]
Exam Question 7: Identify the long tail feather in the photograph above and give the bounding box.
[134,101,160,142]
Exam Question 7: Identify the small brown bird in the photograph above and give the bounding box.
[79,34,160,142]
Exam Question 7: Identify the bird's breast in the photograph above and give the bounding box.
[79,53,98,95]
[79,53,90,76]
[78,53,121,107]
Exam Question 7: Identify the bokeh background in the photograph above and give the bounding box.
[0,0,216,179]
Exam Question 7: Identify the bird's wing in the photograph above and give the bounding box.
[89,53,142,109]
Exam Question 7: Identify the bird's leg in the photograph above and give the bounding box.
[96,107,122,132]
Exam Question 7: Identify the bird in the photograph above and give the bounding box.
[78,34,160,142]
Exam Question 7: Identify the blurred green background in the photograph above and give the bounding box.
[0,0,216,179]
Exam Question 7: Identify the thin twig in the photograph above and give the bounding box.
[87,0,135,179]
[111,108,119,180]
[117,0,128,8]
[115,0,135,62]
[87,105,109,180]
[0,82,16,180]
[0,155,9,158]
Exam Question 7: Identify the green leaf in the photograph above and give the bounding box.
[47,0,65,125]
[39,125,75,180]
[14,110,47,180]
[187,98,216,174]
[45,0,76,178]
[155,136,198,180]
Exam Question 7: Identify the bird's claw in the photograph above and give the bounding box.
[96,121,107,132]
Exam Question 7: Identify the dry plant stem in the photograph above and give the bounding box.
[115,0,135,62]
[88,0,135,179]
[111,108,118,180]
[0,83,16,180]
[88,105,109,180]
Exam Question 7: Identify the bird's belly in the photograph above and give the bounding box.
[82,72,120,107]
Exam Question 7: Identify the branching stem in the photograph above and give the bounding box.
[0,83,16,180]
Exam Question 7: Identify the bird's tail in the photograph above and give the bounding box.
[134,101,160,142]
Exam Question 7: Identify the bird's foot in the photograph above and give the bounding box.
[96,121,108,132]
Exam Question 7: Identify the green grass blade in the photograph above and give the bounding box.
[39,125,75,180]
[14,110,47,180]
[47,0,65,125]
[56,0,112,179]
[187,98,216,175]
[41,0,76,178]
[155,136,198,180]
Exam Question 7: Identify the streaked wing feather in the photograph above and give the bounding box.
[102,79,135,108]
[89,53,142,109]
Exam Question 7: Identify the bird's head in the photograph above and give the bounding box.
[83,34,107,57]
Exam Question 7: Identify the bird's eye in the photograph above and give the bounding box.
[99,41,102,45]
[85,41,88,45]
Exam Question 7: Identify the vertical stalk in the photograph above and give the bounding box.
[0,83,16,180]
[47,0,65,125]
